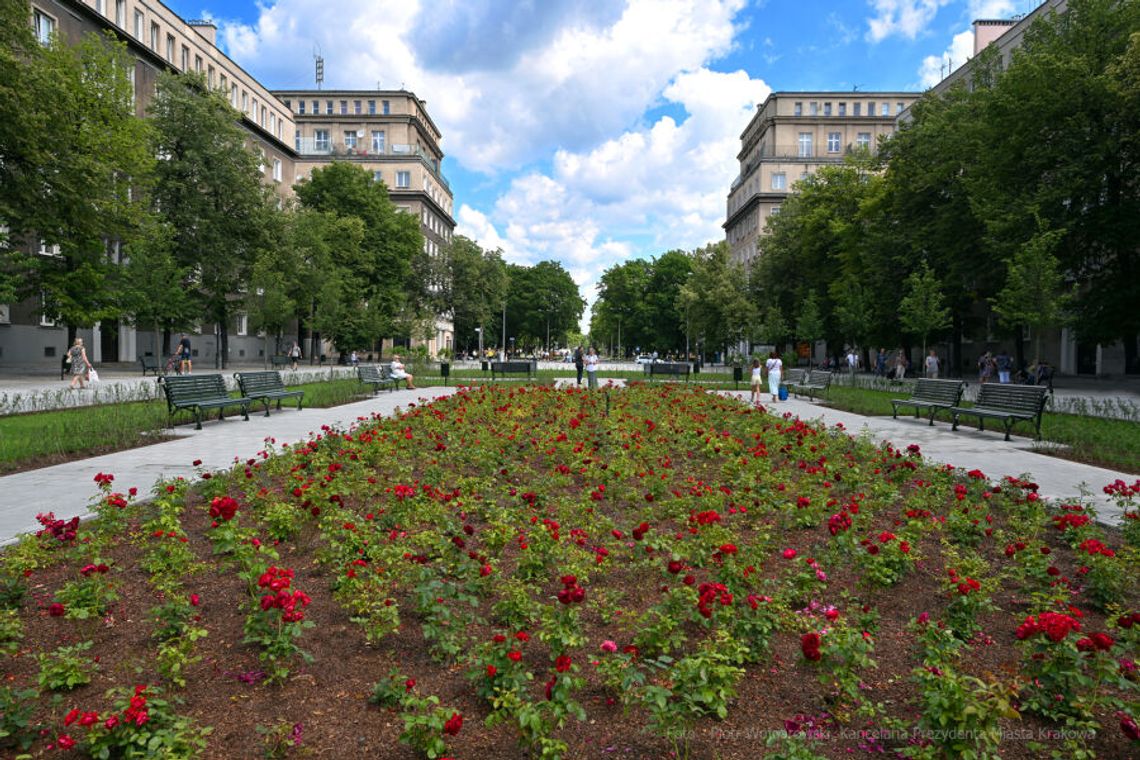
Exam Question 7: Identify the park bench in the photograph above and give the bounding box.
[158,374,251,430]
[789,370,833,400]
[782,368,807,390]
[234,370,304,416]
[359,364,398,394]
[139,355,162,377]
[269,355,291,369]
[890,378,966,426]
[950,383,1049,441]
[646,362,690,382]
[491,361,536,381]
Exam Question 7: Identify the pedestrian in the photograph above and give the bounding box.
[178,333,192,375]
[66,337,93,390]
[574,344,584,386]
[996,349,1012,384]
[978,352,994,384]
[765,350,783,403]
[893,350,908,380]
[289,341,302,370]
[749,358,763,406]
[389,353,416,390]
[350,350,359,366]
[585,346,599,390]
[846,347,858,382]
[875,348,887,377]
[924,349,940,379]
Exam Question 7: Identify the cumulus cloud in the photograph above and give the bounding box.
[918,28,975,87]
[865,0,952,43]
[967,0,1015,19]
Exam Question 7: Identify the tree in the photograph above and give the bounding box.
[149,71,274,368]
[830,274,874,356]
[1,26,154,342]
[795,292,825,363]
[506,261,583,354]
[294,162,422,350]
[119,217,198,359]
[898,261,952,357]
[592,259,651,356]
[685,241,752,361]
[443,236,507,353]
[991,227,1070,363]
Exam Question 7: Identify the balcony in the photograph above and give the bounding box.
[294,139,450,190]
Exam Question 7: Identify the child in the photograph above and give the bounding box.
[750,358,763,406]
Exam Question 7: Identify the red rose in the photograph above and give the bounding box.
[57,735,76,750]
[555,655,572,672]
[801,632,822,661]
[48,602,65,617]
[442,712,463,736]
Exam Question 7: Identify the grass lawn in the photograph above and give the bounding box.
[823,383,1140,474]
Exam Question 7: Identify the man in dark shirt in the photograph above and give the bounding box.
[178,334,192,375]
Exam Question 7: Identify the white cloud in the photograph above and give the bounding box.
[865,0,952,42]
[918,28,975,87]
[967,0,1015,20]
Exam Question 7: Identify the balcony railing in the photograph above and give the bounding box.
[294,139,450,191]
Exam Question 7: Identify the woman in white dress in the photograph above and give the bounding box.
[765,351,783,403]
[389,354,416,390]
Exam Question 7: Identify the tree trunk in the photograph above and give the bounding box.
[1124,333,1138,375]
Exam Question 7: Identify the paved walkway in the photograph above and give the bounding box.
[0,381,1134,545]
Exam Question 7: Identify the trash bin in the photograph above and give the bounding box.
[693,361,700,375]
[778,385,789,401]
[441,362,450,386]
[480,360,489,372]
[732,366,743,388]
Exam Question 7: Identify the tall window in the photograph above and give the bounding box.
[809,101,818,116]
[823,102,832,116]
[372,170,383,183]
[298,100,305,114]
[881,102,889,116]
[368,100,376,115]
[134,10,144,39]
[219,74,227,92]
[798,132,813,157]
[339,100,347,114]
[868,101,876,116]
[396,171,410,188]
[371,130,385,153]
[838,102,846,117]
[127,64,135,110]
[115,0,125,27]
[856,132,871,150]
[353,100,362,114]
[194,55,202,73]
[207,65,214,88]
[33,10,55,45]
[827,132,840,153]
[896,101,905,114]
[311,100,318,114]
[235,313,248,336]
[853,102,861,116]
[180,45,189,71]
[314,130,329,151]
[95,0,105,14]
[382,100,390,115]
[150,22,159,50]
[272,159,282,182]
[269,113,276,133]
[166,34,174,62]
[295,129,302,152]
[230,84,238,107]
[260,105,266,127]
[771,172,786,190]
[793,101,802,116]
[344,131,357,149]
[325,100,333,115]
[241,92,248,112]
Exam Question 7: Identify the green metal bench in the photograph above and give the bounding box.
[158,374,251,430]
[891,378,966,425]
[789,370,833,400]
[139,355,162,377]
[646,362,690,382]
[950,383,1049,441]
[490,360,536,381]
[269,355,291,369]
[234,370,304,416]
[359,364,398,394]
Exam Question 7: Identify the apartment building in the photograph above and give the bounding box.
[274,89,457,357]
[724,91,918,266]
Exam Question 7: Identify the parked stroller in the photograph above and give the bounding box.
[164,352,183,375]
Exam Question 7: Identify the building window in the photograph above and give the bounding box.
[236,313,248,336]
[809,101,818,116]
[838,102,846,117]
[794,101,802,117]
[194,55,202,72]
[241,91,248,112]
[856,132,871,150]
[269,113,276,133]
[881,102,890,116]
[207,66,214,88]
[372,170,383,183]
[166,34,174,61]
[368,100,376,115]
[115,0,125,27]
[298,100,305,114]
[314,129,329,151]
[33,9,55,45]
[230,84,238,108]
[149,21,159,49]
[272,159,282,182]
[95,0,105,14]
[798,132,813,157]
[382,100,390,115]
[260,105,266,127]
[827,132,840,153]
[181,45,189,71]
[311,100,318,114]
[127,64,135,109]
[219,74,227,93]
[133,10,144,39]
[868,101,876,116]
[371,130,385,153]
[339,100,347,115]
[344,131,357,150]
[823,102,832,116]
[295,129,302,152]
[396,171,410,188]
[771,172,786,190]
[325,100,333,115]
[853,102,861,116]
[770,205,781,216]
[896,101,905,114]
[353,100,362,114]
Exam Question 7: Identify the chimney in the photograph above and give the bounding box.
[188,20,217,47]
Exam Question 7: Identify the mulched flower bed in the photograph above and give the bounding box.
[2,383,1138,759]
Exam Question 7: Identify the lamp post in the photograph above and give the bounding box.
[475,326,483,359]
[501,300,507,362]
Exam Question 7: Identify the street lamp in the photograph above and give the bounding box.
[475,326,483,360]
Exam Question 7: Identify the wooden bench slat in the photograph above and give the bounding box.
[891,378,966,425]
[359,364,398,393]
[788,370,832,400]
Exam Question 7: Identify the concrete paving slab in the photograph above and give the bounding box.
[718,391,1133,525]
[0,387,460,544]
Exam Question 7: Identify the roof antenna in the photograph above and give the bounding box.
[314,44,324,90]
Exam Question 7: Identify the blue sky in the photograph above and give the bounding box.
[161,0,1042,319]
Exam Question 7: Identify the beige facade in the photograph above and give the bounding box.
[274,89,457,356]
[724,92,918,265]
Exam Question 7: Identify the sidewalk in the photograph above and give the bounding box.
[0,387,460,544]
[718,391,1133,526]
